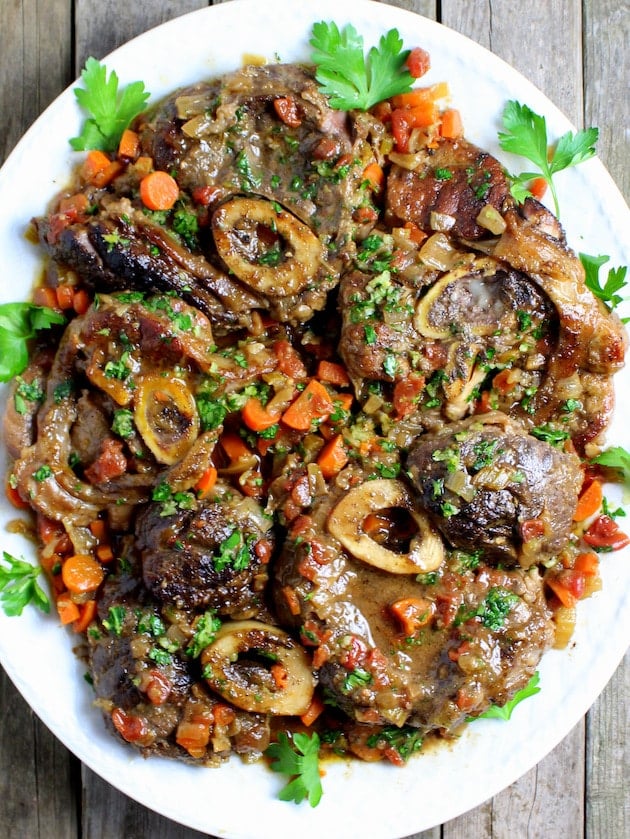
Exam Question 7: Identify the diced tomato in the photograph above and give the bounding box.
[393,373,425,418]
[521,518,545,541]
[583,515,630,551]
[391,108,413,152]
[273,339,308,379]
[405,47,431,79]
[144,669,172,705]
[273,96,302,127]
[111,708,148,743]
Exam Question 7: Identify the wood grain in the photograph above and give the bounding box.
[0,1,628,837]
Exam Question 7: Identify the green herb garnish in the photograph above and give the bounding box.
[580,252,628,312]
[476,672,541,720]
[0,552,50,616]
[266,731,323,807]
[310,22,414,111]
[70,57,150,151]
[0,303,65,382]
[498,100,598,217]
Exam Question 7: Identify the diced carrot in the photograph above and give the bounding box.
[547,571,586,608]
[219,432,252,463]
[32,286,59,310]
[529,177,548,201]
[139,170,180,211]
[316,434,349,479]
[353,206,379,224]
[270,663,289,690]
[389,597,434,636]
[273,339,308,379]
[61,554,105,594]
[521,518,546,541]
[573,479,603,522]
[440,108,464,139]
[57,595,80,626]
[362,162,384,192]
[403,221,427,245]
[492,368,517,394]
[73,599,97,634]
[117,128,140,160]
[72,288,91,315]
[96,544,114,563]
[5,482,29,510]
[393,373,425,418]
[213,704,236,726]
[316,359,351,387]
[330,392,354,415]
[241,398,280,432]
[281,379,335,431]
[112,708,149,743]
[89,519,107,542]
[281,585,301,616]
[300,695,325,727]
[574,552,599,576]
[55,284,75,310]
[81,149,111,183]
[58,192,90,222]
[391,86,438,109]
[195,466,218,499]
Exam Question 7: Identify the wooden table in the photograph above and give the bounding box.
[1,1,628,837]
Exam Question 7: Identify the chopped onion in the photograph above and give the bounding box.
[429,211,456,232]
[444,468,476,502]
[387,151,424,171]
[418,233,462,271]
[476,204,507,235]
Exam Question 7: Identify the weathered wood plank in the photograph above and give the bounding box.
[74,0,208,70]
[0,0,73,163]
[0,668,79,839]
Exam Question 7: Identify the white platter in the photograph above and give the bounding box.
[0,1,628,837]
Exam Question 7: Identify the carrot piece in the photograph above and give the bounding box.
[492,368,517,394]
[219,432,252,463]
[574,552,599,576]
[139,170,180,211]
[529,177,548,201]
[61,554,105,594]
[96,544,114,563]
[300,695,325,727]
[362,162,384,191]
[390,87,436,109]
[241,398,280,432]
[281,380,335,432]
[57,595,80,626]
[81,149,111,183]
[73,599,97,634]
[55,284,75,310]
[89,519,107,542]
[58,192,90,222]
[546,576,578,608]
[117,128,140,160]
[72,288,91,315]
[93,159,124,188]
[32,286,59,310]
[440,108,464,139]
[406,102,439,128]
[403,221,427,245]
[573,479,603,521]
[213,704,236,727]
[389,597,434,636]
[316,360,351,387]
[317,434,349,479]
[195,466,218,499]
[6,482,29,510]
[281,585,301,616]
[270,663,289,690]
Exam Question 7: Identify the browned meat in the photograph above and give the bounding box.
[405,412,582,566]
[272,464,553,733]
[3,348,52,460]
[137,482,274,616]
[385,137,510,239]
[88,553,270,764]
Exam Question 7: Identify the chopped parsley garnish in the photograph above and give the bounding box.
[33,465,53,482]
[366,725,424,760]
[213,531,254,573]
[477,587,520,631]
[187,610,222,658]
[151,481,197,517]
[13,377,44,415]
[103,605,126,636]
[530,424,570,447]
[172,208,199,249]
[342,667,373,692]
[590,446,630,486]
[111,408,135,439]
[53,379,75,403]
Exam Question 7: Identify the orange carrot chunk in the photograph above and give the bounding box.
[117,128,140,160]
[61,554,105,594]
[139,170,180,211]
[241,398,280,432]
[195,466,218,499]
[281,380,334,431]
[316,434,349,479]
[440,108,464,139]
[573,479,603,522]
[57,595,81,626]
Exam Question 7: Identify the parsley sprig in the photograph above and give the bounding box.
[310,22,414,111]
[498,100,598,218]
[0,552,50,617]
[591,446,630,486]
[475,672,541,721]
[70,57,150,151]
[266,731,323,807]
[580,252,628,315]
[0,303,65,382]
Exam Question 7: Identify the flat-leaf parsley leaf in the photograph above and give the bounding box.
[310,21,414,111]
[266,731,323,807]
[70,57,150,152]
[475,671,541,720]
[498,100,598,218]
[0,551,50,617]
[0,303,65,382]
[580,252,628,314]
